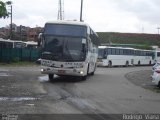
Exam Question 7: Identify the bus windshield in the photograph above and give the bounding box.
[44,24,87,38]
[42,36,86,62]
[98,48,106,59]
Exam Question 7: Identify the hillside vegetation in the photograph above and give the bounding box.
[97,32,160,47]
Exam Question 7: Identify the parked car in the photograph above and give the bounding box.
[152,62,160,71]
[152,65,160,88]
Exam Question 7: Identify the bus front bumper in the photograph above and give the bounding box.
[41,66,86,77]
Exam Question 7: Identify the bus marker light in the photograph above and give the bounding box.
[73,69,77,72]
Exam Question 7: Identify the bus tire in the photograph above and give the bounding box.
[125,61,129,67]
[90,72,94,75]
[87,64,90,75]
[149,61,151,65]
[91,63,96,75]
[81,76,87,80]
[158,81,160,88]
[48,74,54,81]
[138,61,141,66]
[108,61,112,68]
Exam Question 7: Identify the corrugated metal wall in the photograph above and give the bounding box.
[0,48,41,62]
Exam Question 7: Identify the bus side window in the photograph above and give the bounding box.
[108,48,111,55]
[120,49,123,55]
[104,49,107,59]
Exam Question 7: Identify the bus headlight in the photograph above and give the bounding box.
[80,71,84,74]
[41,69,44,72]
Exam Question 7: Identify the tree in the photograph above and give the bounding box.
[0,0,12,18]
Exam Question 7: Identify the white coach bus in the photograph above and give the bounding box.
[98,46,134,67]
[39,20,99,80]
[98,46,154,67]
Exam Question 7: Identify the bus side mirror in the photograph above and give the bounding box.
[38,33,43,46]
[82,43,86,53]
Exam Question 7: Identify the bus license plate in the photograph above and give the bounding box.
[58,70,65,74]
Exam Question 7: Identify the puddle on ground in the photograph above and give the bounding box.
[38,75,49,82]
[0,97,39,102]
[0,72,12,77]
[38,75,58,82]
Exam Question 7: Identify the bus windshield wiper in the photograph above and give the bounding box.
[42,51,60,60]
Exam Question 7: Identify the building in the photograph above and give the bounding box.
[0,24,43,41]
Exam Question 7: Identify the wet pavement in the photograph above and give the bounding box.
[0,66,160,120]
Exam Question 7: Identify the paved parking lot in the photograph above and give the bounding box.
[0,66,160,119]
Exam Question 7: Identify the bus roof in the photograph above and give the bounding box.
[134,49,153,52]
[0,38,22,43]
[98,46,154,51]
[24,41,37,45]
[45,20,89,27]
[98,46,134,50]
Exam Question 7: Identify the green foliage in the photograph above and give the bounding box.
[12,57,20,62]
[0,0,12,19]
[97,32,160,48]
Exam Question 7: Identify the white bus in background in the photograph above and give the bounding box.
[0,38,26,48]
[39,20,99,80]
[154,51,160,63]
[98,46,154,67]
[24,41,37,49]
[133,49,154,65]
[98,46,134,67]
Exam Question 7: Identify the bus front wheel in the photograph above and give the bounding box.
[108,61,112,68]
[48,74,54,81]
[81,76,87,80]
[91,64,96,75]
[125,61,129,67]
[158,81,160,88]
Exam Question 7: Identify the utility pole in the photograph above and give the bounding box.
[80,0,83,22]
[57,0,64,20]
[157,27,160,35]
[10,4,12,39]
[20,25,22,40]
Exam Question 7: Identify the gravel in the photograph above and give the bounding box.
[125,70,160,92]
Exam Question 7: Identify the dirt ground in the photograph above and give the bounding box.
[125,69,160,92]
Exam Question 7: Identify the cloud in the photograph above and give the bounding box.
[113,0,160,25]
[0,0,160,34]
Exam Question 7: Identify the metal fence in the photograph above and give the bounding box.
[0,48,41,62]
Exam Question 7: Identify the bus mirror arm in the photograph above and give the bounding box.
[38,33,43,46]
[82,43,87,53]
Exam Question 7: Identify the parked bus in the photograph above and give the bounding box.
[39,20,99,80]
[24,41,37,49]
[0,38,26,48]
[154,50,160,63]
[133,49,154,65]
[98,46,134,67]
[98,46,154,67]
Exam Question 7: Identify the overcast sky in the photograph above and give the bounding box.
[0,0,160,34]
